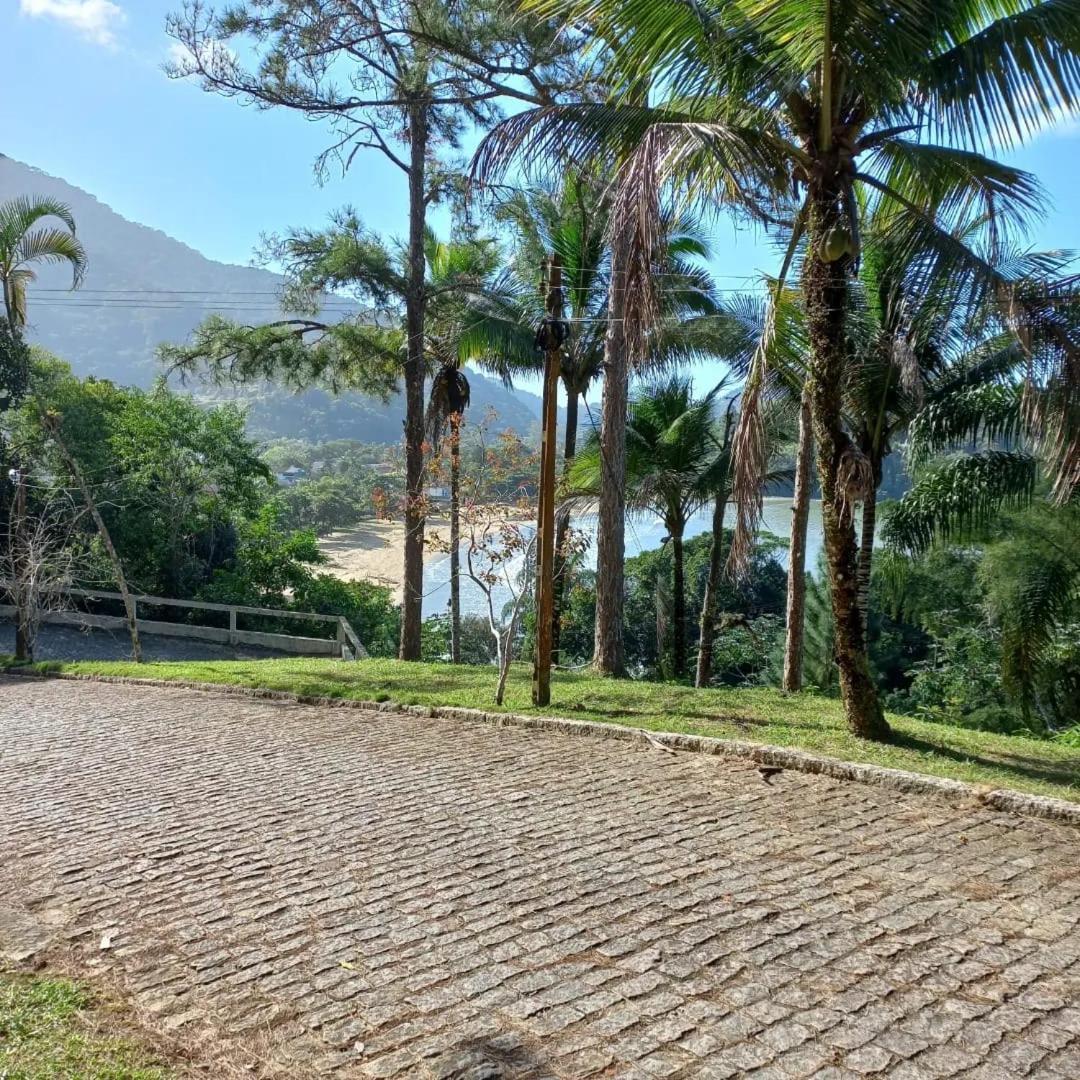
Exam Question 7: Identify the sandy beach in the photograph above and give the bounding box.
[319,521,410,598]
[318,509,536,600]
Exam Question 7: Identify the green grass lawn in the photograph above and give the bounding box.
[0,974,173,1079]
[8,656,1078,803]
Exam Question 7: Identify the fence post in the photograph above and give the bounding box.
[337,619,349,660]
[229,607,238,646]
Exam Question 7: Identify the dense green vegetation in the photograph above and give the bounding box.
[0,974,173,1079]
[2,355,401,654]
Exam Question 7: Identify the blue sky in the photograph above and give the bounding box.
[6,0,1080,397]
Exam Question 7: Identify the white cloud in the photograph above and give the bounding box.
[20,0,127,48]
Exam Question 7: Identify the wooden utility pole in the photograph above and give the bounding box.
[533,255,564,706]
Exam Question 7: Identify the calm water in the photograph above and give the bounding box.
[422,497,826,618]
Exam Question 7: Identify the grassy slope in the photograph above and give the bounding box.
[15,657,1079,802]
[0,975,172,1079]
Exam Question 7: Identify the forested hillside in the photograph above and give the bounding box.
[0,155,543,440]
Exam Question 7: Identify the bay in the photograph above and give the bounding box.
[422,497,826,618]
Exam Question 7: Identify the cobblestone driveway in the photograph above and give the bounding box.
[1,679,1078,1079]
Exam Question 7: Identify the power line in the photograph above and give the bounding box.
[28,272,764,295]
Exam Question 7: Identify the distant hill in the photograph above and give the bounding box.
[0,155,543,441]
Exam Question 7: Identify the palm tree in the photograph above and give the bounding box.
[426,363,471,662]
[475,178,730,665]
[696,287,812,689]
[0,196,86,328]
[424,229,535,662]
[842,231,1050,639]
[475,0,1080,738]
[480,176,611,663]
[692,398,738,689]
[570,375,720,678]
[883,289,1080,722]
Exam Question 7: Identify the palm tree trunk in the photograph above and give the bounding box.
[805,196,889,741]
[856,482,877,645]
[671,527,687,680]
[551,387,579,664]
[695,495,727,688]
[399,102,429,662]
[783,386,813,691]
[593,268,628,676]
[449,412,461,663]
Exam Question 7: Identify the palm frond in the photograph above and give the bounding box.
[12,228,88,284]
[907,382,1026,468]
[981,531,1078,715]
[866,139,1045,239]
[922,0,1080,150]
[727,213,808,577]
[426,364,471,445]
[0,195,79,249]
[883,449,1037,552]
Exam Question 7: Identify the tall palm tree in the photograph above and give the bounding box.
[424,229,535,662]
[693,398,738,689]
[481,175,611,662]
[476,0,1080,738]
[698,287,812,689]
[830,230,1047,637]
[570,375,720,679]
[474,178,730,665]
[0,197,86,328]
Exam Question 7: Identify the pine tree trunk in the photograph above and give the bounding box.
[46,417,142,663]
[449,413,461,664]
[551,388,579,664]
[782,386,813,691]
[398,103,429,662]
[11,465,28,661]
[856,481,877,645]
[593,266,628,676]
[671,528,687,680]
[805,195,890,741]
[695,495,727,688]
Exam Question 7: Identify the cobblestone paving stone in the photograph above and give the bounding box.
[1,679,1078,1079]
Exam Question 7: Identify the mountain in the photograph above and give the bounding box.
[0,155,543,441]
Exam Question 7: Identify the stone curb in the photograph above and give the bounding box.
[5,669,1079,827]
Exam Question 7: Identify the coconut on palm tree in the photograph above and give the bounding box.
[476,0,1080,737]
[0,196,86,329]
